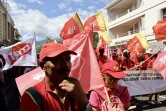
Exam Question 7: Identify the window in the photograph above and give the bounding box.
[135,22,139,31]
[163,8,166,20]
[8,22,11,41]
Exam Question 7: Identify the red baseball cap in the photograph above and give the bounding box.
[39,43,77,62]
[101,60,126,78]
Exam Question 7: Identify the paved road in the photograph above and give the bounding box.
[129,90,166,111]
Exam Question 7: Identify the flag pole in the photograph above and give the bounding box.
[133,52,158,71]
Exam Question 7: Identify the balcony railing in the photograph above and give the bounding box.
[116,29,142,38]
[110,4,142,21]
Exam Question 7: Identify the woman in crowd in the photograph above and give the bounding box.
[89,60,131,111]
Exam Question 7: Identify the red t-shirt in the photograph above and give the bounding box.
[20,79,78,111]
[147,59,155,68]
[98,55,109,69]
[121,58,134,70]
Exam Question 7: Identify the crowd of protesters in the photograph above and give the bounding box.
[97,47,159,71]
[0,42,164,111]
[97,47,162,106]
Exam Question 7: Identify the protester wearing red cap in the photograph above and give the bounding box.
[20,43,91,111]
[89,60,131,111]
[121,50,135,70]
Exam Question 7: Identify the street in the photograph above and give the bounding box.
[129,90,166,111]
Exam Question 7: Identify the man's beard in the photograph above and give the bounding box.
[57,68,70,76]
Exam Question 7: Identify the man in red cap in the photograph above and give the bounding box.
[20,43,91,111]
[89,60,131,111]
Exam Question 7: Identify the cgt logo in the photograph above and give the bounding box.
[159,55,166,65]
[8,43,31,65]
[66,25,77,36]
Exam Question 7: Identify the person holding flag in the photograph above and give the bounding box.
[20,43,92,111]
[89,60,131,111]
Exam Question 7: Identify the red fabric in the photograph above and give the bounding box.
[148,59,155,68]
[140,62,147,70]
[130,53,138,64]
[89,85,131,111]
[60,17,83,39]
[101,60,126,78]
[98,55,108,64]
[153,20,166,41]
[16,67,45,96]
[121,58,135,69]
[153,51,166,80]
[95,34,107,56]
[125,36,144,54]
[84,15,100,31]
[63,27,104,92]
[98,55,109,69]
[144,54,151,64]
[39,43,76,62]
[20,79,78,111]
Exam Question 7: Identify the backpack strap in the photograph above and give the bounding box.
[25,87,44,111]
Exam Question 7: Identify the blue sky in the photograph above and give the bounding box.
[7,0,112,41]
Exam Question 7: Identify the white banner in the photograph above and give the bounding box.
[119,70,166,96]
[0,37,37,70]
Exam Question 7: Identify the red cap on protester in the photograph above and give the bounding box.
[101,60,126,78]
[39,43,77,62]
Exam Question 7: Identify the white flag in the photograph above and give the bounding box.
[0,37,37,70]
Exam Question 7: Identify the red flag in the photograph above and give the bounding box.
[16,67,45,96]
[95,32,107,56]
[84,11,106,31]
[153,20,166,41]
[126,33,148,54]
[63,27,104,92]
[60,13,84,40]
[153,51,166,80]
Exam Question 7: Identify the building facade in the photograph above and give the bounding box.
[0,0,15,46]
[105,0,166,52]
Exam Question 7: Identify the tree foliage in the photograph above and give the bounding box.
[93,32,99,49]
[14,28,21,43]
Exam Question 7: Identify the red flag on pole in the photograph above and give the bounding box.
[126,33,149,54]
[60,13,84,40]
[153,20,166,41]
[63,27,104,92]
[153,51,166,80]
[84,11,106,31]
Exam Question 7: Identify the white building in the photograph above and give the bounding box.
[0,0,15,46]
[105,0,166,52]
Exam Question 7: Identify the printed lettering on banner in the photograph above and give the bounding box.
[8,43,31,65]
